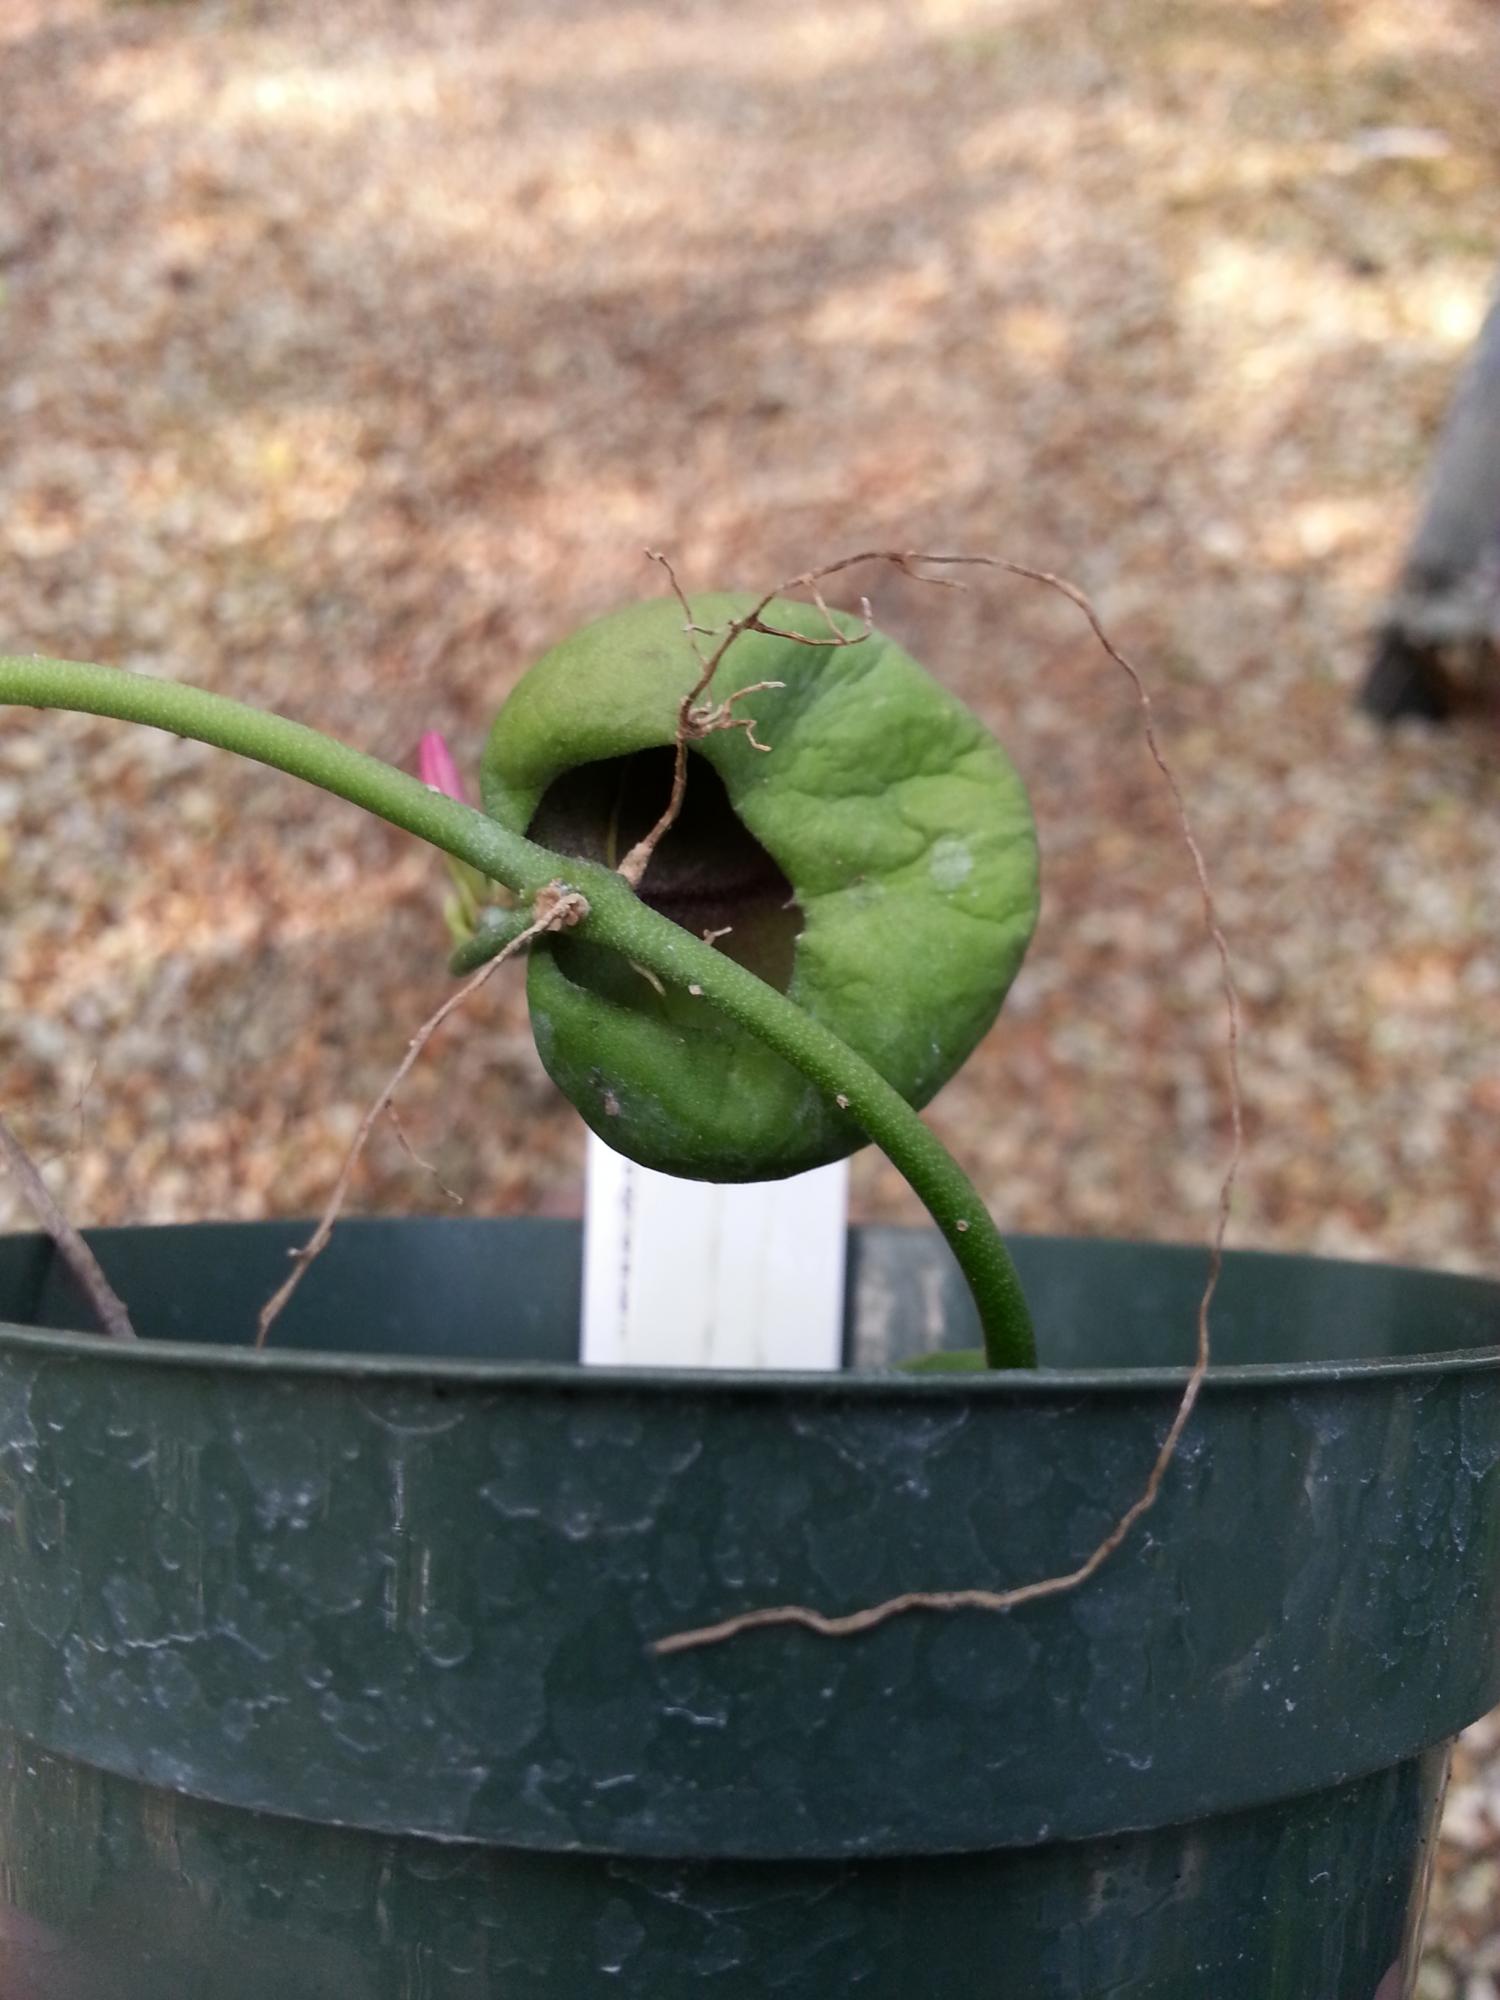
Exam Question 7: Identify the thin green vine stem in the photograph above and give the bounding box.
[0,656,1037,1369]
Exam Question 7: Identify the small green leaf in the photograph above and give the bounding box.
[900,1348,991,1375]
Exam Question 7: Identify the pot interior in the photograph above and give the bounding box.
[1,1218,1499,1378]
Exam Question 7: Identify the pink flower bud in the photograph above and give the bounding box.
[418,731,466,803]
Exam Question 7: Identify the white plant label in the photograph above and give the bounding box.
[582,1132,847,1371]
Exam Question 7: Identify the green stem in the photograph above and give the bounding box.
[0,656,1037,1368]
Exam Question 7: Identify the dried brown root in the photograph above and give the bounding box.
[649,548,1243,1657]
[0,1109,137,1340]
[619,549,876,891]
[255,883,588,1349]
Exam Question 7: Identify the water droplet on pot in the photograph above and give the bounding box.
[594,1899,645,1974]
[420,1613,473,1668]
[317,1692,389,1756]
[221,1697,255,1745]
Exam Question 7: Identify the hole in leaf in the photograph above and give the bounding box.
[527,748,801,991]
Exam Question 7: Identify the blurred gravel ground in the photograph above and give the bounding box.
[3,0,1500,1978]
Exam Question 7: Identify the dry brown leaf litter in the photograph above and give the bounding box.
[3,0,1500,1972]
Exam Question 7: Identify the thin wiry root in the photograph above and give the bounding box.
[255,884,588,1349]
[649,547,1243,1658]
[0,1110,136,1340]
[385,1103,464,1207]
[622,552,881,890]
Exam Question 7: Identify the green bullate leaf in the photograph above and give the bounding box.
[481,593,1040,1180]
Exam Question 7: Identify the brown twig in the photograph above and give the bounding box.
[615,744,690,892]
[385,1104,464,1207]
[0,1109,137,1340]
[31,1059,98,1174]
[255,883,588,1349]
[614,673,786,890]
[650,548,1243,1657]
[644,548,715,663]
[622,548,881,891]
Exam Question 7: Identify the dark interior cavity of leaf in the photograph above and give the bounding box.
[526,747,802,991]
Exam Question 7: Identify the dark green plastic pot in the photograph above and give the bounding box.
[0,1219,1497,1998]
